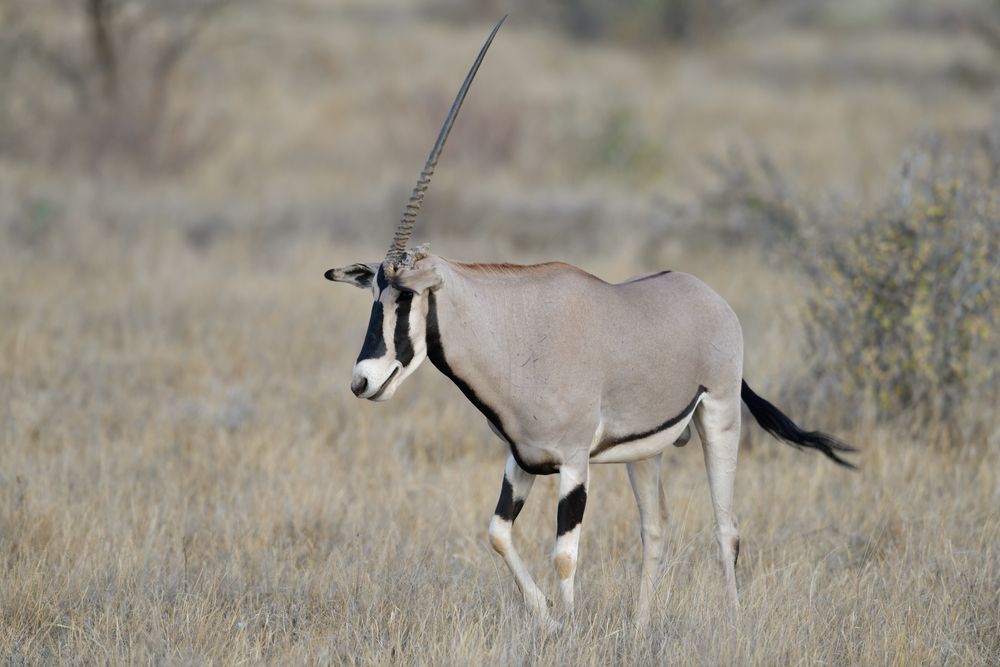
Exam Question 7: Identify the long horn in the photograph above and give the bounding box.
[385,15,507,266]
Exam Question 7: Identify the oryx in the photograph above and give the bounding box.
[324,17,855,626]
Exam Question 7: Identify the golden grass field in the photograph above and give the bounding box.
[1,1,999,664]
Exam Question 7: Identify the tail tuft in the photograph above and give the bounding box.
[741,380,857,469]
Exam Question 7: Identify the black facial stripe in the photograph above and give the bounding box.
[557,484,587,536]
[375,266,389,294]
[592,385,707,456]
[425,292,558,476]
[494,476,525,523]
[393,291,415,366]
[356,301,387,362]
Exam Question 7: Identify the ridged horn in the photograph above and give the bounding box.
[385,15,507,267]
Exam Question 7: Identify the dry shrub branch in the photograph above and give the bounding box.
[709,115,1000,439]
[806,145,999,436]
[0,0,231,171]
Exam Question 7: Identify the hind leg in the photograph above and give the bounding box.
[627,453,666,629]
[693,390,741,610]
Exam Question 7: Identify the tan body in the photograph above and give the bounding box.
[428,259,743,470]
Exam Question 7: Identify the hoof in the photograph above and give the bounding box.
[535,613,562,634]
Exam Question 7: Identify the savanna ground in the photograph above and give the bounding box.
[1,0,999,664]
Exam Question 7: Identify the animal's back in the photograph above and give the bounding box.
[594,271,744,435]
[437,259,743,451]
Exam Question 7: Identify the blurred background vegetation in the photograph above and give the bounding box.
[2,1,1000,663]
[1,0,998,440]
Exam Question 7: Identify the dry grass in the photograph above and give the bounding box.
[2,1,999,664]
[1,231,997,664]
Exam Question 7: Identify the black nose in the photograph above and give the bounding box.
[351,377,368,397]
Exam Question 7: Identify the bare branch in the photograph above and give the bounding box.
[86,0,119,99]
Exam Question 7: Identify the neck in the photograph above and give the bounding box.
[423,258,518,379]
[424,285,513,442]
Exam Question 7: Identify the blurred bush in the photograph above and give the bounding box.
[583,106,663,183]
[430,0,754,43]
[803,134,999,437]
[0,0,229,171]
[430,0,1000,44]
[702,146,804,250]
[530,0,737,42]
[710,115,1000,438]
[703,106,1000,440]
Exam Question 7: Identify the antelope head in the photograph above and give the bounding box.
[324,16,505,400]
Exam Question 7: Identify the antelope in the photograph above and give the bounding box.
[324,17,855,627]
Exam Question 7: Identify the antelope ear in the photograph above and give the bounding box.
[391,264,442,294]
[324,263,379,289]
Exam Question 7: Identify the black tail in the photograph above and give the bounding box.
[741,380,857,469]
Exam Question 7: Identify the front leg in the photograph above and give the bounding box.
[553,463,589,614]
[488,455,549,620]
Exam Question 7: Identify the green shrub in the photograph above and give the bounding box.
[804,166,998,432]
[583,106,664,183]
[705,120,1000,437]
[798,123,999,437]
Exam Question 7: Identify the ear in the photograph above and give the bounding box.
[391,264,443,294]
[324,263,379,289]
